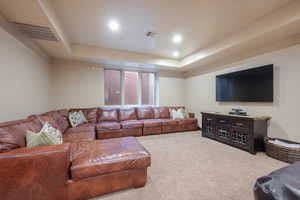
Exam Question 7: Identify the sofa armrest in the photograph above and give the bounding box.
[189,112,195,118]
[0,144,70,200]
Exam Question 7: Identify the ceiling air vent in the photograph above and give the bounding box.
[13,22,58,41]
[146,31,157,37]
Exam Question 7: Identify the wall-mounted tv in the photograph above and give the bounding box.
[216,65,274,102]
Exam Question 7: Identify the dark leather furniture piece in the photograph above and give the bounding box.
[254,161,300,200]
[0,106,197,200]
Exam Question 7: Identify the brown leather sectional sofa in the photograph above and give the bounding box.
[0,106,198,200]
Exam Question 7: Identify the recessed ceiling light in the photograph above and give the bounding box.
[172,34,182,44]
[173,51,179,57]
[108,20,120,31]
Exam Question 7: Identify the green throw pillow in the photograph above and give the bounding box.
[69,110,87,127]
[26,122,63,148]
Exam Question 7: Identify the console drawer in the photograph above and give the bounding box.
[216,117,231,125]
[232,119,251,128]
[203,116,215,123]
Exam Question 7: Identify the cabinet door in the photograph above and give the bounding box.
[203,115,215,136]
[216,125,231,142]
[231,127,250,150]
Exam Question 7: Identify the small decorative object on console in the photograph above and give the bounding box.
[229,108,247,116]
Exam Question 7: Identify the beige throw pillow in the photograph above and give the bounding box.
[170,109,184,119]
[179,108,189,119]
[69,110,87,127]
[26,122,63,148]
[170,108,189,119]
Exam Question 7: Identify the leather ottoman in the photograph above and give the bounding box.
[68,136,151,200]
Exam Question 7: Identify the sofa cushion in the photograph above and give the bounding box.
[96,122,121,130]
[178,118,198,125]
[69,111,88,128]
[66,123,95,133]
[69,108,98,123]
[170,109,186,119]
[70,137,151,180]
[153,107,170,119]
[50,111,70,132]
[137,107,154,120]
[161,119,179,126]
[63,129,95,143]
[142,119,162,128]
[34,111,70,133]
[0,118,42,152]
[99,108,119,122]
[121,120,143,129]
[119,108,137,121]
[26,122,63,148]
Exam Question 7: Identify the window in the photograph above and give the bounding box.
[104,69,158,105]
[104,70,121,105]
[124,71,138,105]
[142,72,155,105]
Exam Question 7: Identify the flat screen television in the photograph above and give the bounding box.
[216,65,273,102]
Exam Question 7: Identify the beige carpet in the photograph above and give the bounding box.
[92,131,287,200]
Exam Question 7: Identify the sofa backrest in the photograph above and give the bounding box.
[98,107,119,122]
[0,118,42,153]
[69,108,98,123]
[137,107,154,120]
[119,107,137,121]
[153,107,170,119]
[31,110,70,134]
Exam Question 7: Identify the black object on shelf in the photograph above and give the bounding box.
[228,109,248,116]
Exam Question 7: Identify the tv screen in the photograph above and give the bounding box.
[216,65,273,102]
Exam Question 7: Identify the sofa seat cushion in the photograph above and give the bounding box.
[96,122,121,131]
[63,129,95,143]
[161,119,179,126]
[67,123,95,133]
[142,119,162,128]
[178,118,198,125]
[121,120,143,129]
[70,137,151,180]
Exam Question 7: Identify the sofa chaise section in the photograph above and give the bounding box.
[68,137,151,200]
[0,117,151,200]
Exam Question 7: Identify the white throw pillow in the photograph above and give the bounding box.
[179,108,189,119]
[69,110,87,127]
[26,122,63,148]
[170,109,185,119]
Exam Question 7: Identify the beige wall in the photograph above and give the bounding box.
[159,77,185,106]
[0,27,51,122]
[51,62,104,109]
[185,44,300,142]
[51,61,185,109]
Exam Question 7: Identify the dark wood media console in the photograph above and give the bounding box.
[201,112,271,154]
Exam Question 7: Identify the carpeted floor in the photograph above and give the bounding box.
[91,131,287,200]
